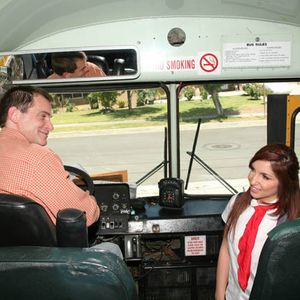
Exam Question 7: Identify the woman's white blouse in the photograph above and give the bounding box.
[222,194,278,300]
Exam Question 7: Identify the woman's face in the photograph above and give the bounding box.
[248,160,279,203]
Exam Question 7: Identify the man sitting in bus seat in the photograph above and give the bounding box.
[48,51,106,79]
[0,86,100,226]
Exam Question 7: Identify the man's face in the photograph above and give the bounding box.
[17,94,53,146]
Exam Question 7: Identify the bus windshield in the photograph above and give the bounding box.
[44,80,300,198]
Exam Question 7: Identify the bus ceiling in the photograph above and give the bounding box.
[1,0,300,85]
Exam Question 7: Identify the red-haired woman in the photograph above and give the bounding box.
[215,144,300,300]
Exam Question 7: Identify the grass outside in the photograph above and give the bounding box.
[52,95,266,132]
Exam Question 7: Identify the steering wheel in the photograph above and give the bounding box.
[64,165,95,195]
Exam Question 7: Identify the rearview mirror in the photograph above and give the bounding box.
[0,47,139,85]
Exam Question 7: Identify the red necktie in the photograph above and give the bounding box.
[237,204,277,291]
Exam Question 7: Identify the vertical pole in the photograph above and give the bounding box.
[168,83,180,178]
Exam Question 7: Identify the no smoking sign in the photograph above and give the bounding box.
[199,53,220,73]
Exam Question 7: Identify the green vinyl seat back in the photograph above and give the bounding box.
[250,218,300,300]
[0,246,138,300]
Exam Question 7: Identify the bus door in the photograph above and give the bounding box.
[267,93,300,159]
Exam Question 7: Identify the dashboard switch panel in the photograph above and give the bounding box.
[94,183,131,234]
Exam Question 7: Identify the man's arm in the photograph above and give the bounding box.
[29,150,100,226]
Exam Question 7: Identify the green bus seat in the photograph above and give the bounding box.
[0,246,138,300]
[250,218,300,300]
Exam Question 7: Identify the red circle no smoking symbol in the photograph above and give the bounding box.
[200,53,218,72]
